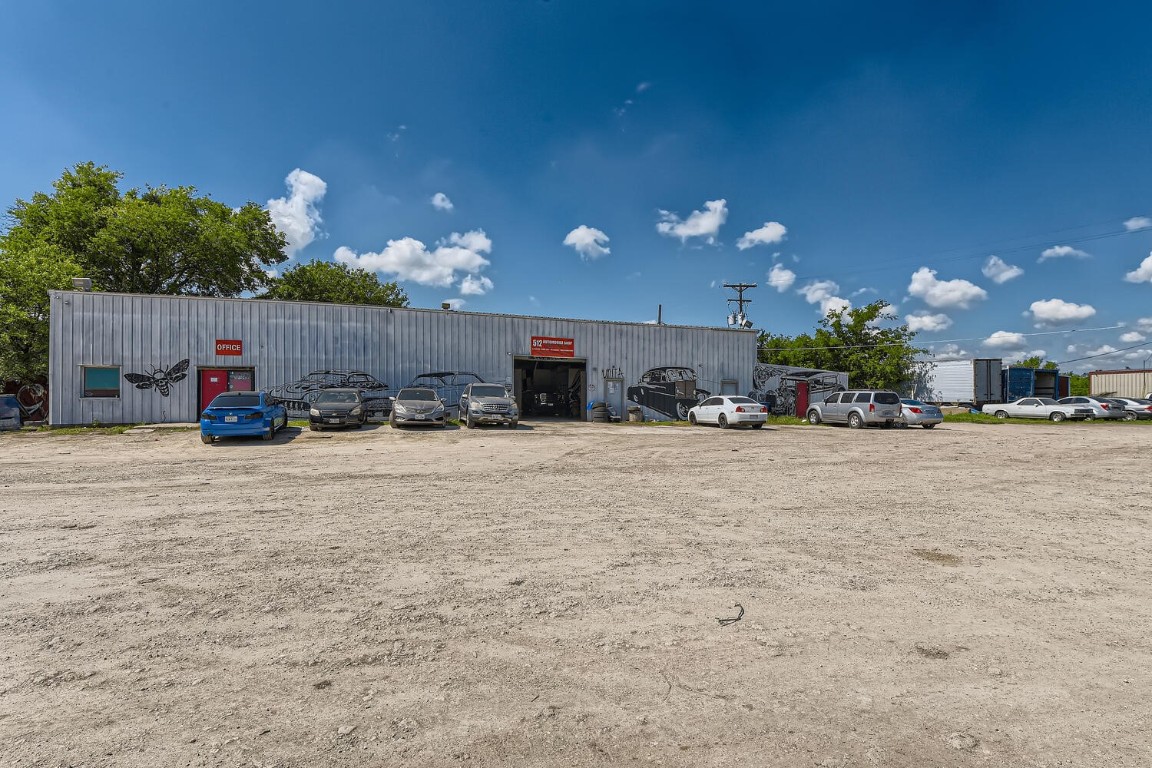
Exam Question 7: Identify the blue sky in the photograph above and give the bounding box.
[4,1,1152,373]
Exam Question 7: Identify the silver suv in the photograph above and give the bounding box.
[459,383,519,428]
[807,389,902,429]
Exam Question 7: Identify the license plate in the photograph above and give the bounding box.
[326,418,340,424]
[225,415,238,423]
[415,414,427,420]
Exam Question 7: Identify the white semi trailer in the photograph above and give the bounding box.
[915,358,1003,406]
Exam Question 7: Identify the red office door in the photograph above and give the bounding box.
[795,381,810,417]
[200,369,229,411]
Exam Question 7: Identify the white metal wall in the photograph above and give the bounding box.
[48,291,757,425]
[1089,369,1152,398]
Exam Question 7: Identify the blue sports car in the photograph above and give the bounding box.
[200,391,289,444]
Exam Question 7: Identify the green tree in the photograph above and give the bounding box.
[758,301,926,391]
[261,260,409,307]
[1068,373,1090,396]
[1012,354,1058,370]
[0,162,289,381]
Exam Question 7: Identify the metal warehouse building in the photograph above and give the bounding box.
[47,290,758,426]
[1089,368,1152,399]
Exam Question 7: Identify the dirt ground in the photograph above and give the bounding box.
[1,419,1149,768]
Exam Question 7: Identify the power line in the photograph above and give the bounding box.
[758,324,1127,352]
[1053,341,1151,366]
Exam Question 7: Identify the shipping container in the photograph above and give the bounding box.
[1002,365,1060,401]
[915,359,1002,405]
[1089,368,1152,399]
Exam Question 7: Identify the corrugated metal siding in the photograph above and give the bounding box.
[1090,370,1152,398]
[49,291,756,425]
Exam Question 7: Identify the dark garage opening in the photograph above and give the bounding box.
[514,358,587,420]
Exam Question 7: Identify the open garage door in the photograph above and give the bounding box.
[514,358,587,420]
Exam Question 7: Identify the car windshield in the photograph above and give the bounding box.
[210,394,260,408]
[873,392,900,405]
[471,385,507,398]
[1136,399,1152,405]
[397,389,437,401]
[902,399,924,406]
[1037,398,1058,405]
[318,391,359,404]
[727,396,757,404]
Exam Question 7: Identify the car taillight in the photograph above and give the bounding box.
[760,406,767,413]
[245,412,262,420]
[735,406,745,413]
[1101,403,1110,410]
[869,403,875,412]
[909,407,922,414]
[201,412,212,421]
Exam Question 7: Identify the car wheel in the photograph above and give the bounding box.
[280,414,288,431]
[807,410,821,425]
[676,402,692,420]
[688,412,697,425]
[1050,411,1066,422]
[718,414,729,429]
[263,424,274,440]
[390,415,398,429]
[509,420,518,429]
[848,412,864,429]
[1124,411,1137,421]
[994,410,1008,419]
[922,423,936,429]
[200,433,213,444]
[466,412,475,428]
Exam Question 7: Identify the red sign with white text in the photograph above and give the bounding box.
[215,339,243,356]
[530,336,575,358]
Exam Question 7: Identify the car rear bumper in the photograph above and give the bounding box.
[200,420,271,438]
[903,414,944,426]
[729,413,767,425]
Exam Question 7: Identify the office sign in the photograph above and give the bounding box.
[215,339,243,356]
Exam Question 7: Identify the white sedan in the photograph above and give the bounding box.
[687,395,768,429]
[980,397,1092,422]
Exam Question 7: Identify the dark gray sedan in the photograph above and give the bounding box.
[308,388,366,431]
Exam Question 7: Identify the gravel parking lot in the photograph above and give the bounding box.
[1,420,1150,767]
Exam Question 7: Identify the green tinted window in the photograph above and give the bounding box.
[83,366,120,398]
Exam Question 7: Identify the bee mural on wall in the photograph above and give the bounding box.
[124,359,190,397]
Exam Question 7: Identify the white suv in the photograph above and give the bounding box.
[807,390,902,429]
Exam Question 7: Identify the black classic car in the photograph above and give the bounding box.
[626,366,709,420]
[266,370,393,417]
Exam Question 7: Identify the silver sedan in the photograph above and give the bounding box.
[900,398,943,428]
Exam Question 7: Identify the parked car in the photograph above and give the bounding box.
[200,391,288,443]
[407,372,485,416]
[308,388,366,431]
[0,394,21,431]
[267,370,393,417]
[687,395,767,429]
[627,366,709,420]
[1056,396,1126,420]
[1105,397,1152,420]
[899,398,944,429]
[981,397,1092,422]
[389,387,448,428]
[459,382,519,428]
[806,390,903,428]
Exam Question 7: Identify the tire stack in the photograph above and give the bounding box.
[590,402,612,423]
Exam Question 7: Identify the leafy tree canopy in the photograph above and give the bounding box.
[757,300,926,391]
[261,260,409,307]
[0,162,288,381]
[1011,354,1059,370]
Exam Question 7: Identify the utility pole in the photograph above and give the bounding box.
[723,282,756,328]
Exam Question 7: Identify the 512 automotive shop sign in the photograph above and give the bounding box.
[530,336,575,358]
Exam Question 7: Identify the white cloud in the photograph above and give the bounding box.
[767,263,796,292]
[1136,317,1152,333]
[563,225,611,261]
[907,267,988,309]
[930,343,969,361]
[430,192,454,212]
[1029,298,1096,324]
[442,298,465,310]
[736,221,787,250]
[1086,344,1119,358]
[636,81,651,93]
[334,229,492,287]
[267,168,327,258]
[906,312,953,332]
[981,255,1024,284]
[1123,253,1152,283]
[797,280,850,316]
[1124,216,1152,231]
[984,331,1027,349]
[459,274,493,296]
[1039,245,1090,262]
[656,199,727,244]
[1120,331,1147,343]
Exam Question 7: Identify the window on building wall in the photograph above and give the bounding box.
[82,366,121,398]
